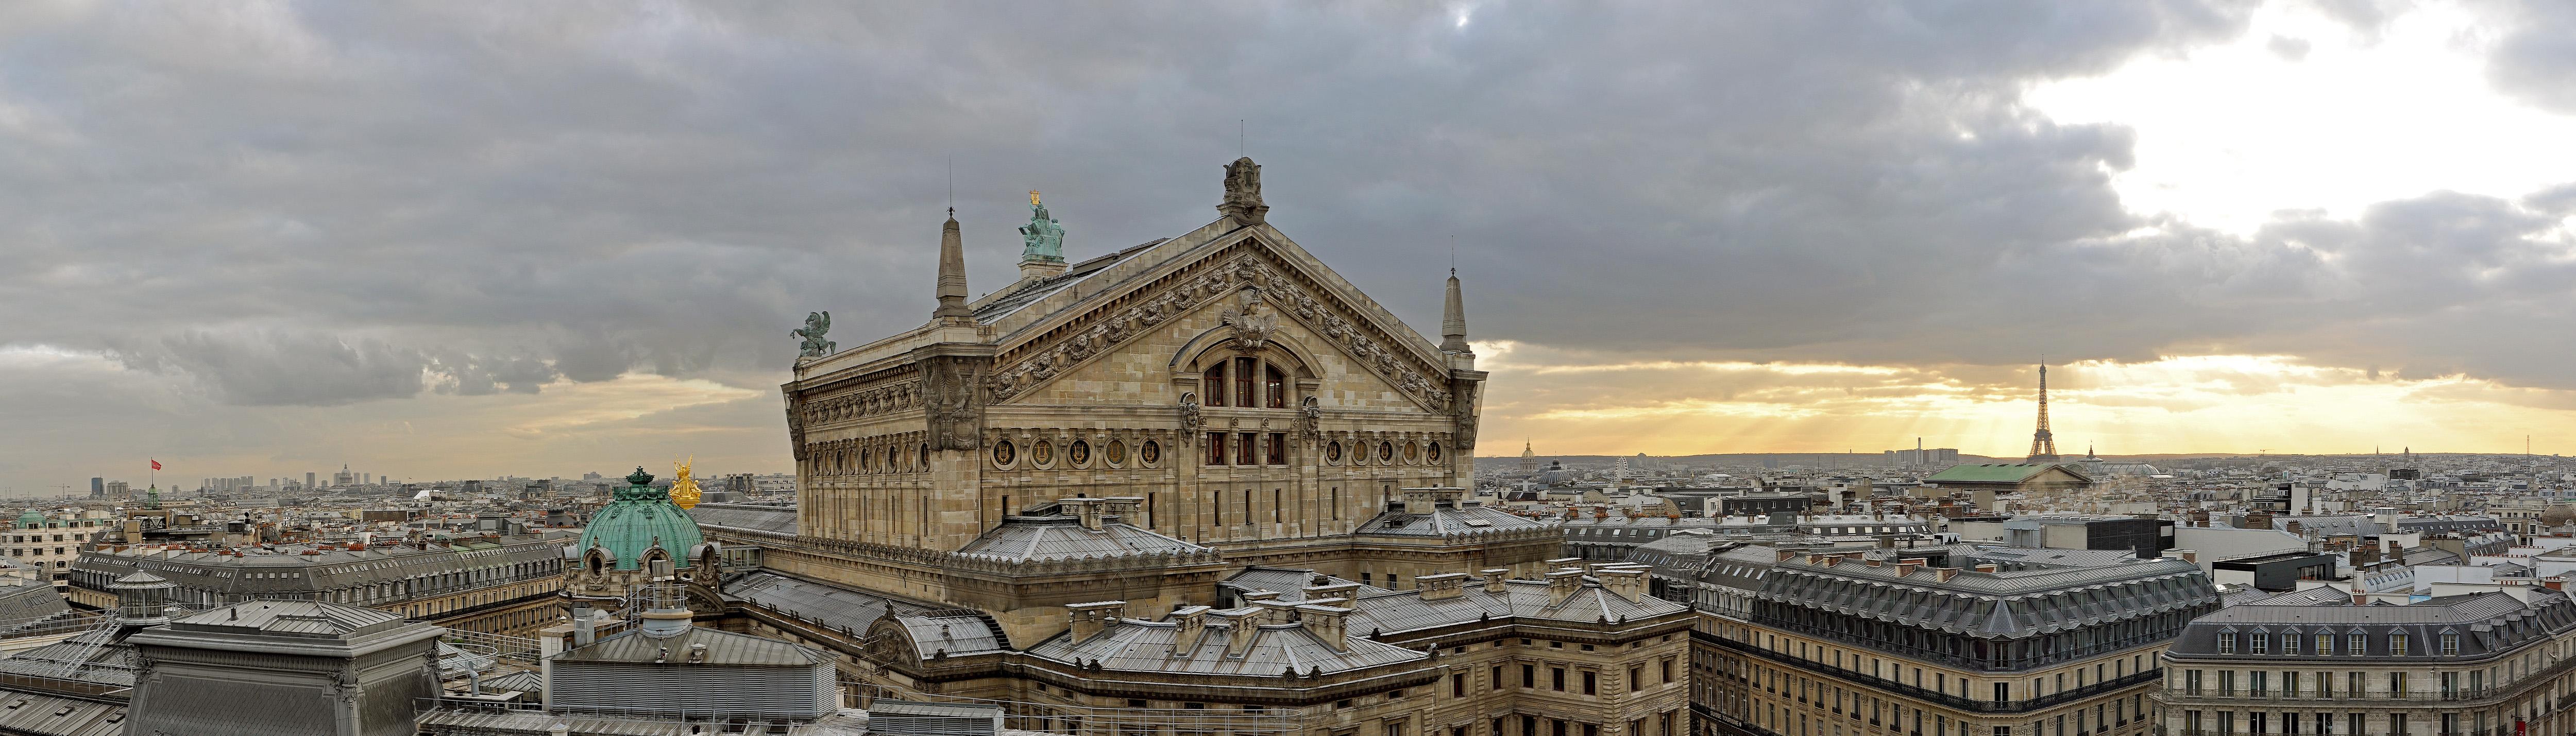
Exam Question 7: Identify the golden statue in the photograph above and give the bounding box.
[669,456,702,509]
[1029,190,1041,206]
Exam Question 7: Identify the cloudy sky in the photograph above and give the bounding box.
[7,1,2576,493]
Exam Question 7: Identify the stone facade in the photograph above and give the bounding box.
[764,158,1544,644]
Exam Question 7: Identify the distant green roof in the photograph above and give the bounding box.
[1925,464,2062,483]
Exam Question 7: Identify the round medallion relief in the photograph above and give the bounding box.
[1378,441,1395,463]
[1069,440,1091,466]
[1325,441,1344,465]
[1403,441,1420,463]
[1140,440,1161,466]
[1032,440,1055,467]
[1106,440,1128,466]
[991,440,1015,468]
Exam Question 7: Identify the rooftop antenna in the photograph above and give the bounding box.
[1449,234,1456,275]
[1239,119,1246,156]
[946,153,954,216]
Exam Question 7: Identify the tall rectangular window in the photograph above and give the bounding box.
[1203,364,1227,406]
[1268,433,1286,465]
[1238,433,1256,467]
[1208,433,1228,465]
[1234,357,1256,407]
[2389,634,2406,657]
[2349,634,2365,656]
[1265,364,1286,408]
[2317,633,2333,655]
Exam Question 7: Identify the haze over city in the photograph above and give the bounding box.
[9,1,2576,493]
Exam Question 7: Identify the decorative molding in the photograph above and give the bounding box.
[985,251,1451,410]
[924,357,984,451]
[801,379,925,426]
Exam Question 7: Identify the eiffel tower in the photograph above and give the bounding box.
[2027,362,2060,463]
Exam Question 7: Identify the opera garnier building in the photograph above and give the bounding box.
[667,160,1693,736]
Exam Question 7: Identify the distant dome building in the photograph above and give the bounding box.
[568,467,719,605]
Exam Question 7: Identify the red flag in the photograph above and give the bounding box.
[150,459,161,470]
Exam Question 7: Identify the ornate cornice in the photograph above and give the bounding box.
[800,379,924,426]
[986,248,1452,410]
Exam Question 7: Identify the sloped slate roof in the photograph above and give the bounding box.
[2168,589,2576,661]
[1743,545,2217,639]
[956,516,1210,562]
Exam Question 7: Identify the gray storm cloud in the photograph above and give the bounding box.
[3,1,2574,485]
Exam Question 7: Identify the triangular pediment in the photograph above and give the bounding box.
[979,220,1456,410]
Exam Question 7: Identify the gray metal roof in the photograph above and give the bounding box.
[72,530,574,597]
[163,600,409,639]
[1026,613,1422,676]
[1356,503,1550,537]
[557,625,833,667]
[687,503,798,536]
[0,688,128,736]
[1340,576,1692,635]
[2167,589,2576,661]
[1221,567,1393,603]
[724,572,948,637]
[897,613,1009,658]
[1720,544,2219,639]
[956,516,1210,562]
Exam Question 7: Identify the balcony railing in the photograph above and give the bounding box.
[2162,651,2576,709]
[1713,635,2160,713]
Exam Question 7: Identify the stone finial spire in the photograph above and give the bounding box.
[1438,268,1470,354]
[934,208,972,320]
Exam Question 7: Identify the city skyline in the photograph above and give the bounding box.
[8,3,2576,491]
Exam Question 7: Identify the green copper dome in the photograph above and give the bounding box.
[14,511,42,529]
[577,466,705,571]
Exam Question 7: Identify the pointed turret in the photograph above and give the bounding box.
[1439,268,1470,354]
[934,208,972,321]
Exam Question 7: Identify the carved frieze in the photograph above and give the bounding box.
[985,251,1453,410]
[802,380,924,426]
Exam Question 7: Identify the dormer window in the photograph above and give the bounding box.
[2440,632,2458,656]
[2350,632,2366,656]
[2390,633,2408,657]
[2282,632,2300,655]
[2218,631,2237,654]
[2249,632,2268,655]
[2316,632,2332,655]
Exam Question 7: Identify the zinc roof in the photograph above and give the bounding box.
[956,517,1209,562]
[557,625,832,667]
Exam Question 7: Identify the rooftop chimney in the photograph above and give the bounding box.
[1546,569,1586,606]
[1067,600,1125,642]
[1481,569,1512,594]
[1172,605,1212,655]
[1298,601,1351,651]
[1218,609,1263,658]
[1596,567,1648,603]
[1418,572,1468,601]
